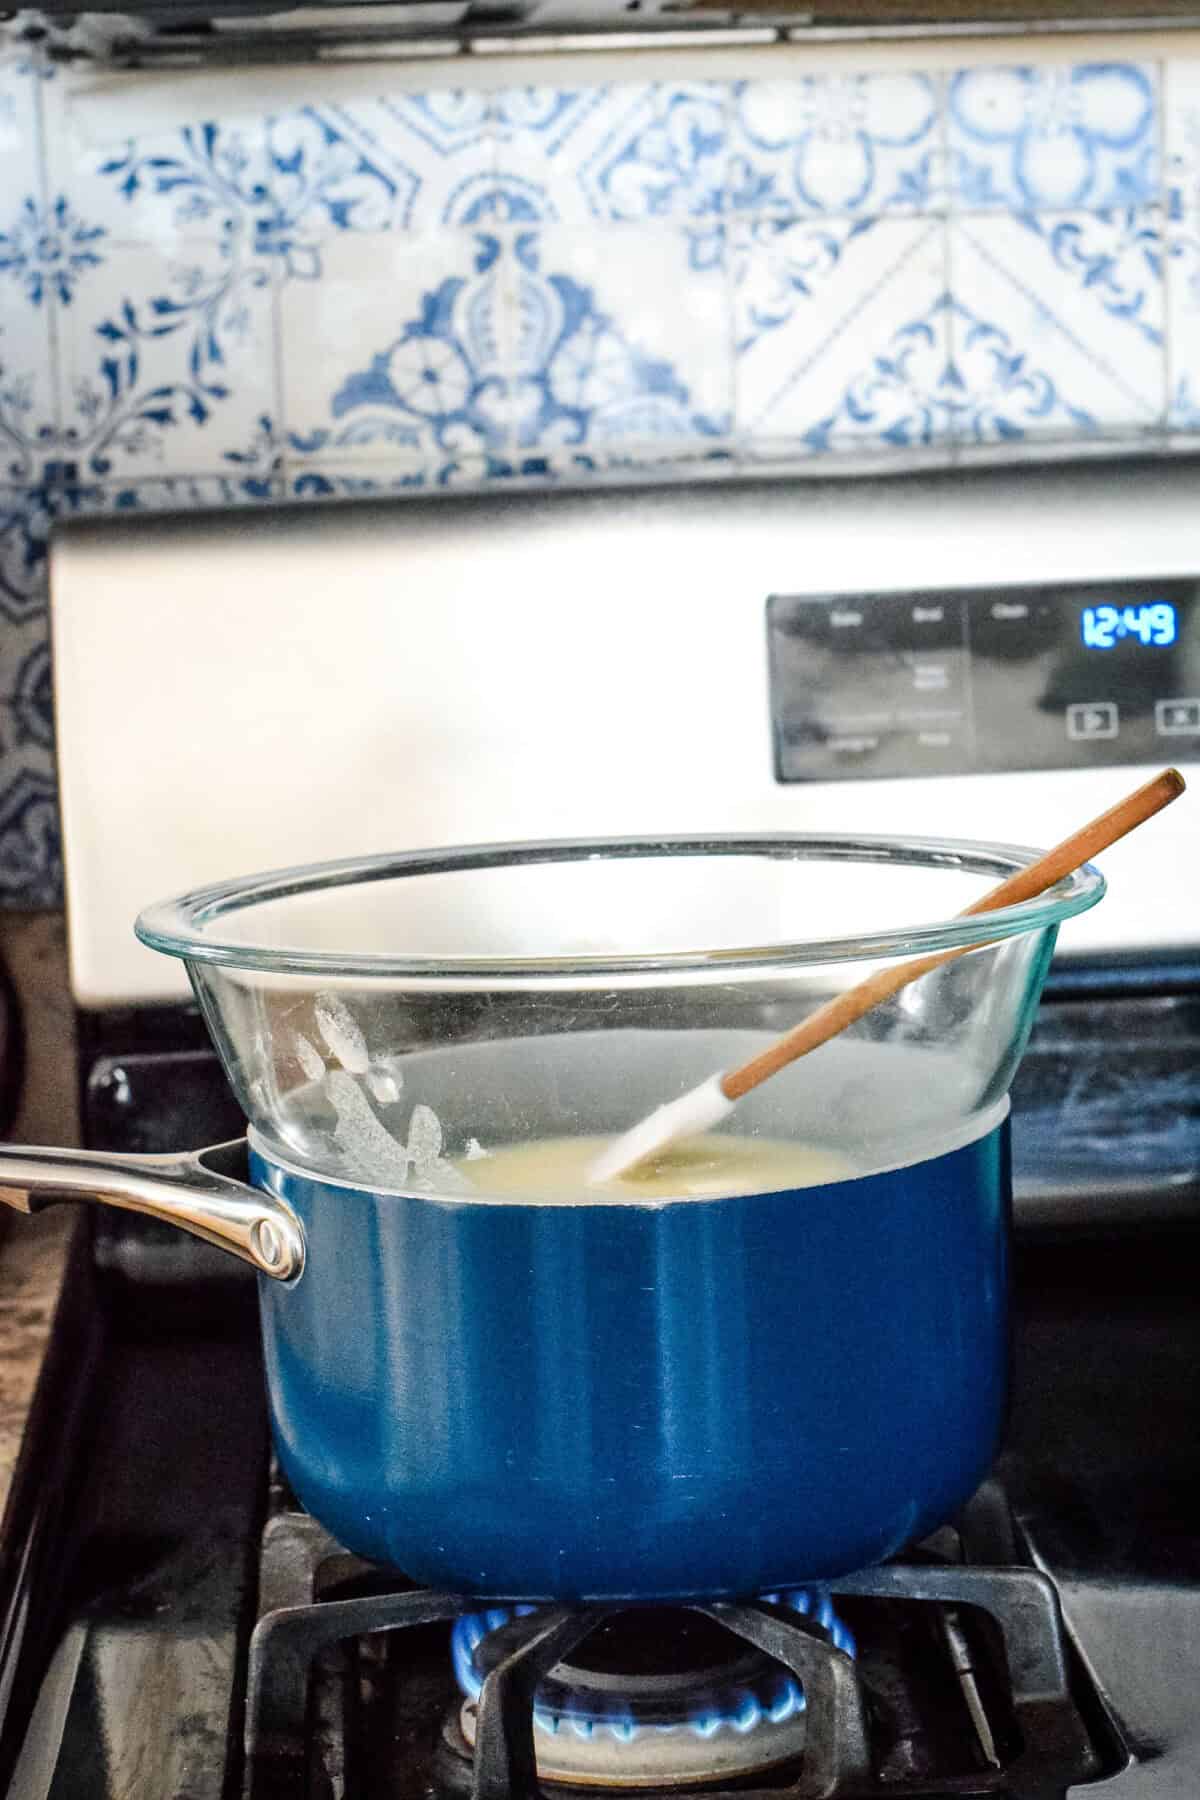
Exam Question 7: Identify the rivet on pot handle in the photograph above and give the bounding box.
[0,1139,304,1281]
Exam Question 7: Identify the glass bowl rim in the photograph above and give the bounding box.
[134,832,1106,981]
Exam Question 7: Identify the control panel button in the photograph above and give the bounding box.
[1155,698,1200,736]
[1066,701,1119,741]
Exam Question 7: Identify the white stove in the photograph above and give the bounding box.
[50,456,1200,1011]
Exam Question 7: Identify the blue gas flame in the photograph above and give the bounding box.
[761,1589,857,1658]
[450,1591,856,1743]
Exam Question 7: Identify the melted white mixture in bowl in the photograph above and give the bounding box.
[455,1133,853,1200]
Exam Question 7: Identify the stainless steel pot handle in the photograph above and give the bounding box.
[0,1139,304,1281]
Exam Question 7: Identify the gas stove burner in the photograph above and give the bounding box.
[450,1593,856,1787]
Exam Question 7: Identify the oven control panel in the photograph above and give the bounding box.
[769,577,1200,783]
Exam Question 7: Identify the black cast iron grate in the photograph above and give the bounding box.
[241,1497,1107,1800]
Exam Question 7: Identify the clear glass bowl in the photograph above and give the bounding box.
[135,835,1105,1193]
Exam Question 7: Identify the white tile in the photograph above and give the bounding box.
[57,240,279,482]
[280,230,518,465]
[0,46,44,207]
[477,80,735,230]
[369,87,493,158]
[312,91,497,234]
[726,72,945,218]
[0,52,60,462]
[0,267,58,479]
[733,215,948,453]
[947,61,1160,212]
[948,209,1165,445]
[262,104,420,247]
[551,82,729,225]
[513,222,732,460]
[283,222,732,472]
[489,84,600,226]
[43,67,270,250]
[490,84,615,225]
[41,78,495,261]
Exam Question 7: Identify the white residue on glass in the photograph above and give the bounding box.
[294,1032,326,1083]
[366,1059,404,1105]
[323,1071,472,1193]
[314,993,370,1074]
[326,1070,418,1186]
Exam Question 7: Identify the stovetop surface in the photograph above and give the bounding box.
[0,981,1189,1800]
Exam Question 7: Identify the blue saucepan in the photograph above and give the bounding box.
[0,836,1102,1599]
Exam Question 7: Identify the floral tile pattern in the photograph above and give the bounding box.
[493,82,757,226]
[0,193,104,312]
[302,92,496,234]
[947,63,1159,211]
[0,38,1199,902]
[948,208,1165,440]
[57,240,278,481]
[42,99,268,247]
[733,216,947,450]
[727,74,943,218]
[281,231,512,464]
[571,83,728,223]
[283,223,730,471]
[513,223,730,457]
[490,86,619,225]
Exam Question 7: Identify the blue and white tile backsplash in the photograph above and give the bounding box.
[1,39,1200,903]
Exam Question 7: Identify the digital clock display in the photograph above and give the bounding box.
[1081,602,1177,649]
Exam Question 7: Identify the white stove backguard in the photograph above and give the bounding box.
[51,460,1200,1008]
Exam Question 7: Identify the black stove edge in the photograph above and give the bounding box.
[0,1245,270,1800]
[1017,1515,1200,1800]
[0,1217,102,1795]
